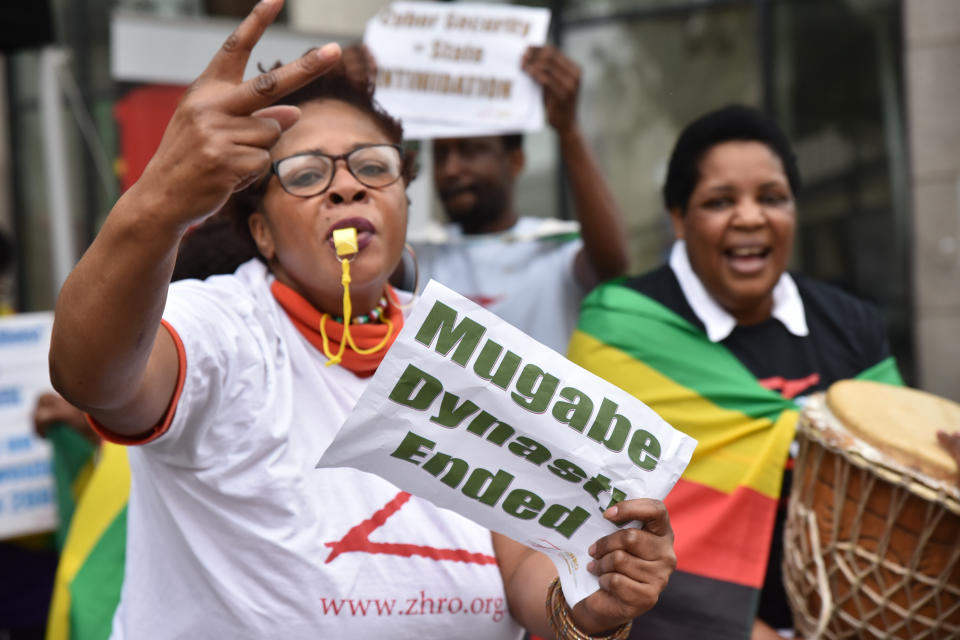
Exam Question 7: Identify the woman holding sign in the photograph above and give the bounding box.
[48,2,674,638]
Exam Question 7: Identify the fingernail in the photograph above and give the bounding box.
[316,42,341,62]
[604,505,618,519]
[587,560,596,574]
[588,543,596,556]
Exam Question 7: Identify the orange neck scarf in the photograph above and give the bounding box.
[270,280,403,377]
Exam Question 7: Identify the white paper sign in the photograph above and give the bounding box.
[364,2,551,139]
[0,312,58,539]
[318,281,696,605]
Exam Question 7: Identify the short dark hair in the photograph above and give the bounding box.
[225,66,416,255]
[663,105,800,213]
[173,214,257,281]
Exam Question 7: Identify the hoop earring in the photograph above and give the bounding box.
[392,242,420,310]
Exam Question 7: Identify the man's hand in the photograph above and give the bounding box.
[133,0,342,227]
[33,392,99,444]
[521,45,582,134]
[571,499,676,633]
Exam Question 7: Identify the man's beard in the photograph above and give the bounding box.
[441,184,510,234]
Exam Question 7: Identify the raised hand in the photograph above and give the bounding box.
[573,499,676,630]
[134,0,342,226]
[48,0,342,436]
[33,392,98,444]
[521,45,582,134]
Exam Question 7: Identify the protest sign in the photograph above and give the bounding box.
[318,281,696,605]
[363,2,551,139]
[0,312,58,539]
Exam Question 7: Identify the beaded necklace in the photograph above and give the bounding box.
[332,295,388,325]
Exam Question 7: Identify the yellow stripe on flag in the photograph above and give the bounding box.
[568,331,795,499]
[70,460,95,504]
[47,443,130,640]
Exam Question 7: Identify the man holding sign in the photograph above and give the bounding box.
[49,1,677,638]
[423,43,630,354]
[345,5,630,354]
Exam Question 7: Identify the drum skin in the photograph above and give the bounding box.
[784,391,960,639]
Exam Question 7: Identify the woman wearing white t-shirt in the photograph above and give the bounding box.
[49,2,675,638]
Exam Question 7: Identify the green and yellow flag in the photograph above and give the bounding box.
[47,442,128,640]
[46,425,98,552]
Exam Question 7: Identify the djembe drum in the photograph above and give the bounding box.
[783,380,960,639]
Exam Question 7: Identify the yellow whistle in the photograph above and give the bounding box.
[332,227,358,257]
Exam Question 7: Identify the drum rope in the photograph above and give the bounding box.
[785,409,960,638]
[803,507,833,638]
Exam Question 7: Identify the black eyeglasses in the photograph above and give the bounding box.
[272,144,404,198]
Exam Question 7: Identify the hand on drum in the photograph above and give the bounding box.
[572,499,676,631]
[937,430,960,477]
[133,0,341,227]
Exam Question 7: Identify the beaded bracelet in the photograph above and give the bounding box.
[546,577,632,640]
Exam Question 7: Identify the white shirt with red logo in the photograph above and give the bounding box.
[108,259,523,640]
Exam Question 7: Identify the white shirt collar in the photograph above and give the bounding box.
[668,240,809,342]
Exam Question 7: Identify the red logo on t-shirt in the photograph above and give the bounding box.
[324,491,498,565]
[757,373,821,400]
[467,295,503,308]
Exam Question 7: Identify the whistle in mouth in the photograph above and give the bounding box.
[332,227,359,257]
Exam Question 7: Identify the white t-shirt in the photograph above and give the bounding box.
[110,260,522,640]
[412,217,585,354]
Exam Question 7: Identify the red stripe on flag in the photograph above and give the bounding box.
[666,478,777,588]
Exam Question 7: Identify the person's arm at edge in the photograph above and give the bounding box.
[49,0,341,436]
[49,184,186,436]
[522,45,630,290]
[560,124,631,288]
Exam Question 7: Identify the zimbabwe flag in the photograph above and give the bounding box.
[46,442,128,640]
[567,281,902,639]
[47,425,98,552]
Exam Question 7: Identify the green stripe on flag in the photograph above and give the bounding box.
[578,283,795,419]
[855,355,904,386]
[68,507,126,640]
[47,424,97,551]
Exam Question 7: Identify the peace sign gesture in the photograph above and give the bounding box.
[135,0,341,226]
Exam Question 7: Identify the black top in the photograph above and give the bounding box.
[624,265,891,629]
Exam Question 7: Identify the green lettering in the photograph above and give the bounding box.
[547,459,587,483]
[429,392,480,428]
[587,398,630,452]
[414,301,486,366]
[510,364,559,414]
[423,453,469,488]
[506,436,551,466]
[388,365,443,410]
[539,505,590,539]
[606,487,626,510]
[582,473,628,515]
[551,386,594,433]
[582,473,612,501]
[390,431,436,464]
[501,489,545,520]
[628,429,661,471]
[472,340,521,389]
[465,411,515,445]
[461,467,514,506]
